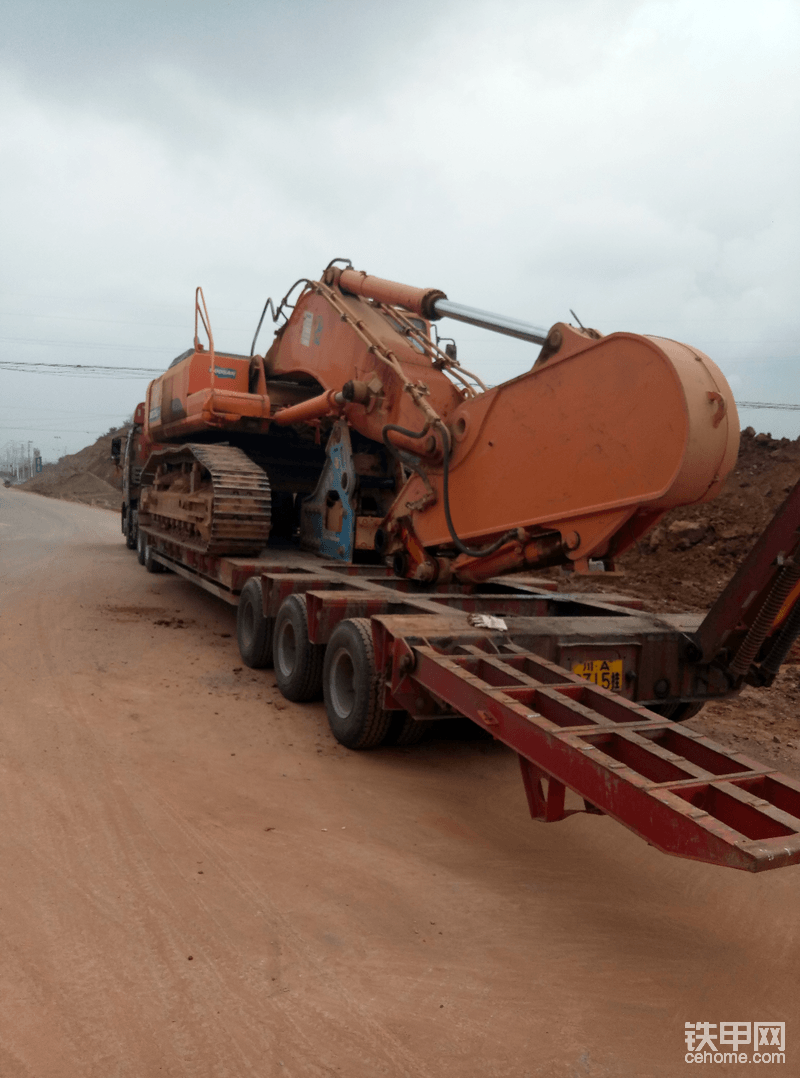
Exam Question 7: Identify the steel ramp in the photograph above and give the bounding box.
[399,643,800,872]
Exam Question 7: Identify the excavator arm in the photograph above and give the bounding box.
[141,262,739,584]
[262,265,739,583]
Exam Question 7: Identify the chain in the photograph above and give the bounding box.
[376,302,487,396]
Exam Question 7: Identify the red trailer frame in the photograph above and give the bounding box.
[142,535,800,874]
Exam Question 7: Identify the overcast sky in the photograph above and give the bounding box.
[1,0,799,464]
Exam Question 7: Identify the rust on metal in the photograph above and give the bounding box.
[694,476,800,670]
[136,539,800,871]
[390,639,800,871]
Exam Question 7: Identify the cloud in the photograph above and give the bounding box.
[1,0,799,455]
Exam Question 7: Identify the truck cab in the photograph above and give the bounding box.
[111,402,149,549]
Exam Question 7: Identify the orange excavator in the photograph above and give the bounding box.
[139,259,738,583]
[126,261,800,872]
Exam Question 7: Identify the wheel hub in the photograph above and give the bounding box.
[329,647,356,718]
[277,621,297,677]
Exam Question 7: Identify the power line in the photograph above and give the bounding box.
[0,359,162,378]
[3,357,800,413]
[717,357,800,365]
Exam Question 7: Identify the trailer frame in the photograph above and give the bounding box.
[141,530,800,873]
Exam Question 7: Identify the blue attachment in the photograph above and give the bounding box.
[300,422,356,561]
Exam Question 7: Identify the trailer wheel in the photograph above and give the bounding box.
[124,507,137,549]
[273,595,324,701]
[144,541,165,574]
[237,578,274,669]
[137,527,147,566]
[650,701,704,723]
[384,712,430,747]
[323,618,392,750]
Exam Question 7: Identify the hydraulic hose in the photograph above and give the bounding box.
[436,421,514,558]
[382,421,513,559]
[381,422,431,452]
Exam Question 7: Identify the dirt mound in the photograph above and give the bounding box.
[20,428,126,511]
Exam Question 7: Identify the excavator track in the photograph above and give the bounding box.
[140,443,271,557]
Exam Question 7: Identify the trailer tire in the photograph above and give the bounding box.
[137,527,147,566]
[323,618,392,750]
[273,594,324,701]
[144,541,165,574]
[650,701,704,723]
[237,578,274,669]
[384,712,430,746]
[124,507,137,549]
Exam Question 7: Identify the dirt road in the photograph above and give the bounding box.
[1,490,797,1077]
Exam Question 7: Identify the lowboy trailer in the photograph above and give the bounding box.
[137,483,800,874]
[126,262,800,874]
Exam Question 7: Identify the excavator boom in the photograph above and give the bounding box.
[142,263,739,582]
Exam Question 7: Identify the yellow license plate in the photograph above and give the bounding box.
[572,658,624,692]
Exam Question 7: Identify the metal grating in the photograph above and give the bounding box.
[406,644,800,872]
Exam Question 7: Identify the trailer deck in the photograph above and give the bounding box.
[144,535,800,872]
